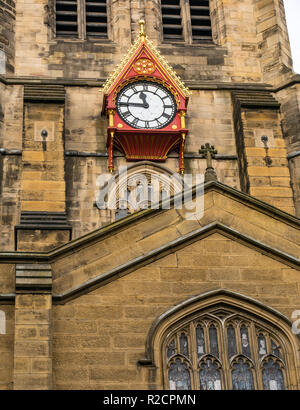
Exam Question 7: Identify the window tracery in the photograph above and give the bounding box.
[163,306,291,390]
[112,166,183,221]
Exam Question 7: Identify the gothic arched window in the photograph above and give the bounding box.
[162,305,294,390]
[108,164,183,221]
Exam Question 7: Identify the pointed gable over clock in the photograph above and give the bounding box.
[101,20,190,173]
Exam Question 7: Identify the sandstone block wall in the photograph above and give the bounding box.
[51,189,300,295]
[276,84,300,217]
[0,154,21,250]
[0,263,14,389]
[21,103,65,214]
[255,0,293,86]
[11,0,290,84]
[0,187,299,390]
[0,304,14,389]
[13,294,52,390]
[52,232,300,389]
[241,108,295,214]
[0,0,15,74]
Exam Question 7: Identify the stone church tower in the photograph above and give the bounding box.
[0,0,299,390]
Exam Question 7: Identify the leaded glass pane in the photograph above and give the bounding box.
[196,325,205,357]
[271,340,281,359]
[209,326,219,358]
[148,184,154,202]
[258,334,267,357]
[180,333,189,357]
[199,359,222,390]
[262,359,285,390]
[232,359,255,390]
[240,326,251,357]
[136,183,145,205]
[167,339,176,359]
[227,325,237,358]
[168,359,191,390]
[161,188,168,201]
[119,188,130,206]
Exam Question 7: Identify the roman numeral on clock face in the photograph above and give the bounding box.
[122,111,131,118]
[162,113,171,119]
[132,118,139,127]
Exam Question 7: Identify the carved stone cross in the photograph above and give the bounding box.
[199,143,218,182]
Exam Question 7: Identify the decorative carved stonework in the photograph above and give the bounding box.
[199,143,218,182]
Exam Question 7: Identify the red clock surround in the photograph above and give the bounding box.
[102,21,190,173]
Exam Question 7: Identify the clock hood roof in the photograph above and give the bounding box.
[101,20,191,105]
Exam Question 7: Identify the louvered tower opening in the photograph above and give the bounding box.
[56,0,78,37]
[189,0,212,41]
[161,0,183,41]
[86,0,108,38]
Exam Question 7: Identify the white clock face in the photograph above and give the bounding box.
[116,81,177,129]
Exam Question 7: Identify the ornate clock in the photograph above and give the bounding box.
[102,20,190,173]
[116,81,177,129]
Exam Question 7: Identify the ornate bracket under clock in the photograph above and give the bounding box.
[101,20,191,174]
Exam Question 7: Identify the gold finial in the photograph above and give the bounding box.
[139,19,146,39]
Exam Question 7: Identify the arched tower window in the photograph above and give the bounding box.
[145,291,299,390]
[104,162,183,221]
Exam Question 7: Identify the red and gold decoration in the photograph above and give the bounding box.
[101,20,190,173]
[133,58,156,75]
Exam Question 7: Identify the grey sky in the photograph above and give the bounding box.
[284,0,300,74]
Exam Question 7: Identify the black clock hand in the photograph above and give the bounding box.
[119,102,149,108]
[139,92,149,108]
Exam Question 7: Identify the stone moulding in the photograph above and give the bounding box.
[0,74,300,93]
[14,211,72,251]
[0,180,298,260]
[23,84,65,102]
[0,294,15,304]
[0,218,299,304]
[139,289,300,374]
[15,263,52,292]
[51,221,300,304]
